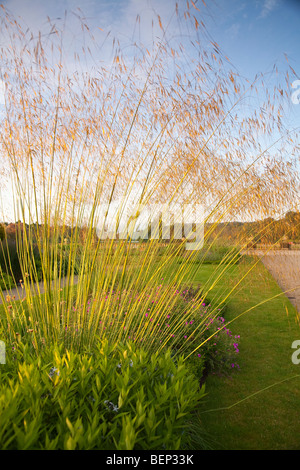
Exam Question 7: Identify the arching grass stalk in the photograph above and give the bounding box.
[0,5,298,361]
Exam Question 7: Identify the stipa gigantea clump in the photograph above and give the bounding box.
[0,3,298,359]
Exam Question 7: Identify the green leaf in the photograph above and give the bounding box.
[65,417,74,434]
[65,435,76,450]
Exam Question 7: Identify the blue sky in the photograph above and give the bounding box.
[203,0,299,82]
[0,0,299,86]
[0,0,299,116]
[202,0,300,129]
[2,0,300,78]
[1,0,299,81]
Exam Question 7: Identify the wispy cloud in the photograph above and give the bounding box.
[226,22,240,40]
[258,0,279,19]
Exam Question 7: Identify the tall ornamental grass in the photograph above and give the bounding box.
[0,3,298,361]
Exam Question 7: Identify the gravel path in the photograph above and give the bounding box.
[245,250,300,313]
[0,276,79,305]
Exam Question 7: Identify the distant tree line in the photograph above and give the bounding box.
[205,211,300,246]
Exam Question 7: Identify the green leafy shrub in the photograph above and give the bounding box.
[0,340,205,450]
[81,283,238,382]
[0,238,80,288]
[0,270,14,290]
[0,240,22,284]
[196,244,241,264]
[157,288,239,377]
[194,314,240,375]
[177,244,241,265]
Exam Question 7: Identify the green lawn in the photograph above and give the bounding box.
[189,256,300,450]
[136,251,300,449]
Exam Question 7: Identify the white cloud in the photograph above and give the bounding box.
[258,0,279,19]
[226,22,240,40]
